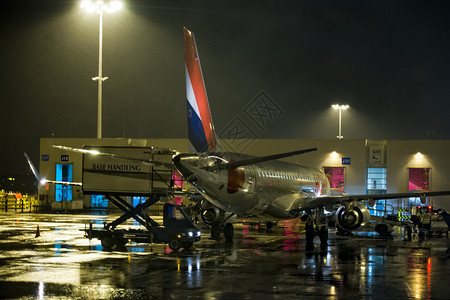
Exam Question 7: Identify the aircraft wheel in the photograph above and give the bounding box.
[169,238,182,251]
[101,234,115,249]
[305,223,315,244]
[319,226,328,245]
[224,223,234,241]
[183,241,194,249]
[211,223,221,240]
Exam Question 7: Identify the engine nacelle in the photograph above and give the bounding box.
[336,203,370,231]
[201,207,221,225]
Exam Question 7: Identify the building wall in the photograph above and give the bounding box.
[39,138,450,211]
[387,140,450,210]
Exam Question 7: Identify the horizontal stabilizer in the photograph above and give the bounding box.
[203,148,318,171]
[228,148,317,169]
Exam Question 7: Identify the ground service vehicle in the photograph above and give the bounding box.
[85,201,201,251]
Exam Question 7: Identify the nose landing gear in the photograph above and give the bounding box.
[210,221,234,241]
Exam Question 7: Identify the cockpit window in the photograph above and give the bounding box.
[181,156,199,167]
[199,155,228,168]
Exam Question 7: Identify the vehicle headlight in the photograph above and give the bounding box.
[188,231,193,237]
[197,231,201,237]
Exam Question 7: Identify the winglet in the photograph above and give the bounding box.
[184,27,222,154]
[24,153,43,184]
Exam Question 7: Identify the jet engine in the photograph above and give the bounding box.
[335,203,370,231]
[201,207,221,225]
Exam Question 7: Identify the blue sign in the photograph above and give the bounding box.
[342,157,351,165]
[41,155,49,161]
[61,155,69,162]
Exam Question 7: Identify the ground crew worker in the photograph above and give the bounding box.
[410,206,420,232]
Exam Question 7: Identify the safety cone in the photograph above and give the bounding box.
[35,225,40,238]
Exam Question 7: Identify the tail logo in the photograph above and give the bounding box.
[184,27,219,154]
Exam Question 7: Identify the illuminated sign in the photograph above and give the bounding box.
[369,145,384,164]
[61,155,69,162]
[42,155,49,161]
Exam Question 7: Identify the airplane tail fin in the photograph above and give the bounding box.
[184,27,223,154]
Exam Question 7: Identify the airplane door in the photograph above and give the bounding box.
[247,170,256,194]
[55,164,72,201]
[245,168,256,194]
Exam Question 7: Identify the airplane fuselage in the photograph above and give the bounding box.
[174,153,331,220]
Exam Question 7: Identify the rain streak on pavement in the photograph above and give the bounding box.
[0,212,449,299]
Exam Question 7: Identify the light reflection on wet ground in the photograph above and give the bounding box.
[0,213,449,299]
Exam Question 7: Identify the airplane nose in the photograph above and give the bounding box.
[173,154,194,177]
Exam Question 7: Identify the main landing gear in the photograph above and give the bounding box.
[303,207,329,250]
[210,222,234,241]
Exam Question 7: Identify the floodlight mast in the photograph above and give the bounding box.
[332,104,349,139]
[81,0,122,139]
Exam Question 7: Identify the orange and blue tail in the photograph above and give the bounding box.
[184,27,222,154]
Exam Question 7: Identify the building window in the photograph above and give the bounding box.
[367,168,387,191]
[408,168,430,207]
[323,167,345,191]
[133,196,146,207]
[367,168,387,216]
[55,164,72,202]
[408,168,430,191]
[171,172,184,205]
[91,195,107,208]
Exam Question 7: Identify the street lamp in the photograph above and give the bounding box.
[81,0,123,139]
[332,104,349,139]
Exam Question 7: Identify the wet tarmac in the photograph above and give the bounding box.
[0,212,449,299]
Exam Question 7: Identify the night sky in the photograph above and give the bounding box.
[2,0,450,175]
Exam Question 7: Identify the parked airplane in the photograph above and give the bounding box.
[172,27,450,244]
[26,27,450,247]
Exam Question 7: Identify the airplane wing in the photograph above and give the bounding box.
[299,190,450,211]
[53,145,176,170]
[24,153,83,186]
[40,180,83,186]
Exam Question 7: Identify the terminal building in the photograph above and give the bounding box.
[38,138,450,213]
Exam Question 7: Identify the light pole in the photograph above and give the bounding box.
[332,104,349,139]
[81,0,122,139]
